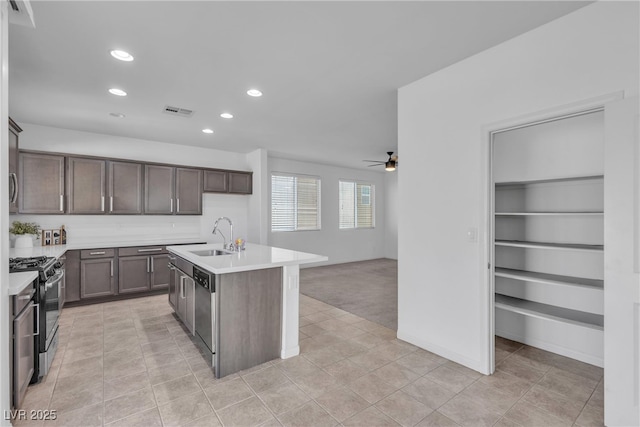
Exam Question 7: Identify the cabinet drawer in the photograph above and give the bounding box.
[80,248,116,259]
[118,246,167,257]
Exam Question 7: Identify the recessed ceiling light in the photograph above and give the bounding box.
[202,128,214,134]
[110,49,134,62]
[247,89,262,97]
[108,88,127,97]
[220,113,233,119]
[109,112,126,118]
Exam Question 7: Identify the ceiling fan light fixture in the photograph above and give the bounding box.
[385,161,396,171]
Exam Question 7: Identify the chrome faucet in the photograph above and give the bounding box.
[212,217,234,250]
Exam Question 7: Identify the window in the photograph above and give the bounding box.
[339,181,375,229]
[271,173,321,231]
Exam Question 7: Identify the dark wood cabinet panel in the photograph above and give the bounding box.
[144,165,174,214]
[151,254,170,290]
[118,255,151,294]
[80,258,116,299]
[203,170,228,193]
[217,268,282,377]
[67,157,107,214]
[109,161,143,214]
[19,152,65,214]
[176,168,203,215]
[8,118,22,214]
[64,250,80,303]
[228,172,253,194]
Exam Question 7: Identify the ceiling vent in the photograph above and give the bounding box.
[163,105,194,117]
[8,0,35,28]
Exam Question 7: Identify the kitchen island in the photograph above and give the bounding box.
[166,243,327,377]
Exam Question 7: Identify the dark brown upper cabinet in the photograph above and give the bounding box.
[203,170,252,194]
[175,168,203,215]
[19,152,65,214]
[144,164,175,214]
[67,157,106,214]
[229,172,252,194]
[108,161,143,214]
[9,118,22,214]
[203,170,228,193]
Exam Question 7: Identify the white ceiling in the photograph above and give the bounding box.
[8,1,589,170]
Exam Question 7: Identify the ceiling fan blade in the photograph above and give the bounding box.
[367,164,382,167]
[363,160,385,163]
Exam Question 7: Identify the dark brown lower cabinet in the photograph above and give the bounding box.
[151,254,170,290]
[80,258,116,299]
[118,255,150,294]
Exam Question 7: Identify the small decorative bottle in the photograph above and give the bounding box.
[61,225,67,244]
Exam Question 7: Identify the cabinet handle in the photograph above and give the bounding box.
[151,257,154,273]
[177,198,180,213]
[147,257,150,273]
[89,251,106,255]
[33,303,40,336]
[180,276,186,299]
[137,248,162,253]
[60,194,64,212]
[110,260,114,277]
[101,196,105,212]
[10,173,18,203]
[110,196,113,212]
[170,198,173,213]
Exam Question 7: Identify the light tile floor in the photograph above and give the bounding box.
[14,293,604,427]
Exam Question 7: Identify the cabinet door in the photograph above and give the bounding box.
[80,258,116,298]
[168,265,178,309]
[185,277,195,333]
[203,170,228,193]
[145,165,174,214]
[118,256,151,294]
[13,303,35,408]
[109,161,143,214]
[19,153,65,214]
[64,250,80,303]
[150,254,170,290]
[67,157,107,214]
[8,119,21,214]
[176,168,203,215]
[228,172,252,194]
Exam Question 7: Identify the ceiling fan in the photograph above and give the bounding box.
[363,151,398,171]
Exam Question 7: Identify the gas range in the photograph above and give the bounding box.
[9,256,59,281]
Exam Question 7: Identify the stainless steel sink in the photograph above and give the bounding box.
[189,249,232,257]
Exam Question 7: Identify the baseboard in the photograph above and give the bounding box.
[397,329,489,375]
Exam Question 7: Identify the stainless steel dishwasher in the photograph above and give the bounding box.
[193,266,216,370]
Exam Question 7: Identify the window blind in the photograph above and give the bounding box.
[271,173,321,231]
[339,180,375,229]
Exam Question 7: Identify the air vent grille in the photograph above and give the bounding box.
[163,105,194,117]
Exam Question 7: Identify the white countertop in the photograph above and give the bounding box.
[167,243,328,274]
[9,245,68,259]
[9,271,38,296]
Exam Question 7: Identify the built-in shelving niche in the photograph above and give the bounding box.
[492,109,605,367]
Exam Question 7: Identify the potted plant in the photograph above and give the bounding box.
[9,221,41,248]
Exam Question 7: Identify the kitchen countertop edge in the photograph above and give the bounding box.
[8,271,38,296]
[167,243,328,274]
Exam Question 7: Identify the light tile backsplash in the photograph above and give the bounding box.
[13,193,249,249]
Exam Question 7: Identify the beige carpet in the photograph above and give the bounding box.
[300,258,398,330]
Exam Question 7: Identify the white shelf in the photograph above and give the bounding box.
[494,267,603,289]
[494,240,604,252]
[495,212,603,216]
[495,294,603,330]
[494,174,604,186]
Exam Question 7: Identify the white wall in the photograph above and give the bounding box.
[268,157,387,266]
[14,124,251,247]
[384,171,398,260]
[0,2,11,423]
[398,3,638,422]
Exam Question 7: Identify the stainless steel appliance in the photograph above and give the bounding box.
[193,266,216,369]
[10,278,38,408]
[9,256,63,379]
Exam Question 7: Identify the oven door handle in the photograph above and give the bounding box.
[45,270,65,289]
